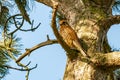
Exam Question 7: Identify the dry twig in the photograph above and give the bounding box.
[16,39,58,62]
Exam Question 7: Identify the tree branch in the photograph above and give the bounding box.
[79,51,120,70]
[36,0,53,7]
[15,20,41,32]
[36,0,116,28]
[99,15,120,29]
[4,14,23,35]
[90,52,120,70]
[50,2,79,60]
[5,50,36,80]
[4,64,37,71]
[16,39,58,62]
[36,0,84,27]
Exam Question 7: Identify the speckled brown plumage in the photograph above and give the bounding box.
[59,20,88,57]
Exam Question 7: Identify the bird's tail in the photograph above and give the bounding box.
[73,40,89,58]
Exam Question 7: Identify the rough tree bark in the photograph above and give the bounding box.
[37,0,120,80]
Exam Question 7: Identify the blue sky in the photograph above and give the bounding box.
[4,2,66,80]
[3,1,120,80]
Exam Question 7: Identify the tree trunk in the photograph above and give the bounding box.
[36,0,120,80]
[63,9,112,79]
[64,58,114,80]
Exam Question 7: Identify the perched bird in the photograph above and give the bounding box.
[59,20,88,57]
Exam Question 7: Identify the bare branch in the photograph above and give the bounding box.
[51,3,70,51]
[16,39,58,62]
[50,2,79,59]
[8,14,24,35]
[4,14,40,36]
[4,64,37,71]
[47,35,50,40]
[16,20,41,32]
[25,61,31,67]
[99,15,120,29]
[4,50,36,80]
[4,14,23,35]
[3,14,24,38]
[3,64,37,80]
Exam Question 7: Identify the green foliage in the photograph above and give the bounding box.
[0,0,38,79]
[0,2,10,79]
[15,0,31,24]
[10,36,22,56]
[0,50,9,79]
[0,1,26,78]
[0,35,22,79]
[0,6,9,28]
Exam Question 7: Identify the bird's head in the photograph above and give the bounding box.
[59,20,67,25]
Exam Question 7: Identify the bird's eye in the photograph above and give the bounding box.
[59,20,66,25]
[62,21,66,24]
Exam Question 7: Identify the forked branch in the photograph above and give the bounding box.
[16,39,58,62]
[4,14,41,35]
